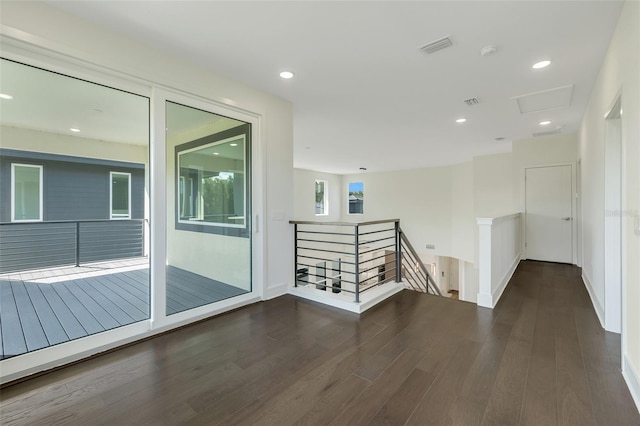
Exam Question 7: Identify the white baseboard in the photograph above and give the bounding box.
[623,355,640,415]
[477,255,520,309]
[263,284,288,300]
[288,281,405,314]
[581,271,605,328]
[492,254,521,307]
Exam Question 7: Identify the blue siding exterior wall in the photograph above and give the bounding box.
[0,150,146,273]
[0,151,145,222]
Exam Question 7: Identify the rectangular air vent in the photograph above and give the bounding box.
[533,128,562,137]
[420,36,453,55]
[426,244,436,249]
[464,97,479,106]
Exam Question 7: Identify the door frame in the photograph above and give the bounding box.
[521,162,577,265]
[604,93,623,334]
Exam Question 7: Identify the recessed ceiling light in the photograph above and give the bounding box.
[213,152,220,156]
[532,60,551,69]
[230,143,238,147]
[539,120,551,126]
[480,45,497,56]
[456,118,467,123]
[279,71,294,79]
[0,93,13,100]
[70,128,80,132]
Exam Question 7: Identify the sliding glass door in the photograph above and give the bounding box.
[165,101,252,314]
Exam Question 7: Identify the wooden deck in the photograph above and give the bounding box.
[0,259,248,359]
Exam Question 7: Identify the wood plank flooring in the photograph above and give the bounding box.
[1,261,638,425]
[0,261,248,359]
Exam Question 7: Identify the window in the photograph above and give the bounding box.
[110,172,131,219]
[11,164,43,222]
[176,131,247,229]
[315,180,328,215]
[348,181,364,214]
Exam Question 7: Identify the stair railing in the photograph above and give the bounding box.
[290,219,443,302]
[398,227,443,296]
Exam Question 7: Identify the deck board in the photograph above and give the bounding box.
[82,276,147,322]
[51,283,105,336]
[23,282,69,346]
[0,260,249,359]
[63,280,122,330]
[39,285,88,340]
[0,280,26,356]
[10,280,49,352]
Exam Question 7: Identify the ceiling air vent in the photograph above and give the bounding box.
[464,97,479,106]
[533,128,562,138]
[420,36,453,55]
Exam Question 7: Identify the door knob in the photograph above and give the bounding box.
[561,217,571,221]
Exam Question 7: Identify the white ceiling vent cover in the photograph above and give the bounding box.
[420,36,453,55]
[513,85,573,114]
[533,128,563,138]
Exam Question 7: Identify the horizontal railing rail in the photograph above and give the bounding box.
[0,219,147,274]
[291,219,442,302]
[291,219,400,302]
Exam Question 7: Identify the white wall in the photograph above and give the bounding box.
[293,168,343,222]
[473,153,516,218]
[341,166,454,258]
[512,133,578,214]
[579,0,640,407]
[451,161,475,263]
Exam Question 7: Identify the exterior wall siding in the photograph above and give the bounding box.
[0,150,146,273]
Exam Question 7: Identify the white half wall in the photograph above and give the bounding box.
[476,213,522,308]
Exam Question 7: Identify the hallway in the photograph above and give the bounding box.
[1,261,638,425]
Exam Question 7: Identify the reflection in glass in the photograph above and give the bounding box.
[111,172,131,218]
[166,101,251,315]
[12,164,42,221]
[0,59,150,359]
[177,135,245,226]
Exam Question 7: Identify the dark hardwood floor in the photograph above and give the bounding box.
[1,261,638,425]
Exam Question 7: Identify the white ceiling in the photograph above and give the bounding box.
[46,1,623,174]
[0,58,149,145]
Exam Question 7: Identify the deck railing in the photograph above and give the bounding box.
[290,219,442,302]
[0,219,146,274]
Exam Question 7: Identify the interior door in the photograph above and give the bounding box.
[525,165,573,263]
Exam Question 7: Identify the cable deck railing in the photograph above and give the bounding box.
[290,219,442,302]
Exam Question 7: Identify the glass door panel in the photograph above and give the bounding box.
[0,58,150,359]
[165,101,251,314]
